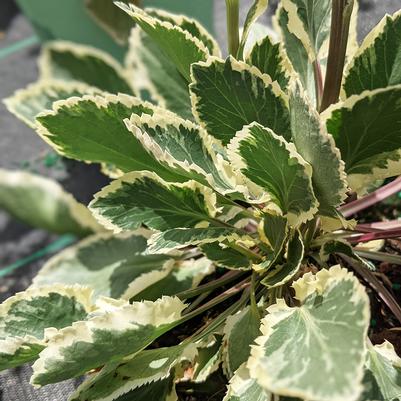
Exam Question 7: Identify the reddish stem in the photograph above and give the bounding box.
[339,176,401,218]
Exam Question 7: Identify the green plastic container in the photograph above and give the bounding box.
[16,0,214,61]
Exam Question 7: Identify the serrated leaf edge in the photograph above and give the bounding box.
[247,265,370,401]
[89,171,218,233]
[31,296,186,386]
[227,122,319,226]
[38,40,133,91]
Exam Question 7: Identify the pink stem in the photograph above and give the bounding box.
[339,176,401,218]
[346,228,401,244]
[356,219,401,232]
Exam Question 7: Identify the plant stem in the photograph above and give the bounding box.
[176,270,246,300]
[313,60,323,109]
[320,0,354,112]
[250,271,260,319]
[225,0,240,56]
[179,277,250,324]
[346,228,401,244]
[339,254,401,324]
[354,249,401,266]
[183,291,212,315]
[186,287,250,344]
[339,176,401,218]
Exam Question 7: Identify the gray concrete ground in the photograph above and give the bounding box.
[0,1,401,400]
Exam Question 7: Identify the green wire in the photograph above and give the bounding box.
[0,36,39,61]
[0,235,76,278]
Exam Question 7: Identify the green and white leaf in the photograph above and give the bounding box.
[223,306,261,378]
[246,35,291,91]
[148,227,247,254]
[125,112,241,195]
[281,0,331,61]
[193,335,223,382]
[30,231,183,300]
[106,376,176,401]
[85,0,134,45]
[275,7,316,105]
[116,3,208,82]
[126,27,193,120]
[261,230,304,288]
[323,85,401,193]
[248,265,370,401]
[319,239,374,271]
[124,257,214,302]
[3,80,101,128]
[190,56,290,146]
[39,41,134,94]
[70,343,196,401]
[31,296,186,386]
[361,340,401,401]
[228,122,318,226]
[36,93,183,181]
[255,213,288,271]
[200,242,252,270]
[146,8,220,57]
[0,169,101,235]
[223,363,270,401]
[290,82,348,219]
[238,0,269,58]
[90,171,217,232]
[0,285,92,371]
[343,10,401,97]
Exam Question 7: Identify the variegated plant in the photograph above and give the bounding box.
[2,0,401,400]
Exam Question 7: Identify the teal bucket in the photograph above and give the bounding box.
[16,0,214,62]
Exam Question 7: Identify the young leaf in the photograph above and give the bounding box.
[290,82,348,219]
[193,335,223,382]
[116,3,209,82]
[126,257,214,302]
[281,0,331,62]
[261,230,304,288]
[85,0,134,45]
[275,7,316,104]
[0,285,92,371]
[39,41,134,94]
[148,227,245,254]
[190,56,290,145]
[223,306,261,378]
[361,340,401,401]
[3,80,101,129]
[323,85,401,193]
[200,242,252,270]
[146,8,221,57]
[246,35,290,91]
[103,376,176,401]
[248,265,370,401]
[343,11,401,97]
[238,0,269,58]
[89,171,218,232]
[223,363,271,401]
[70,343,195,401]
[256,213,288,270]
[31,231,180,300]
[0,169,101,236]
[36,93,183,181]
[228,122,319,226]
[125,112,238,194]
[126,27,193,120]
[31,296,186,385]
